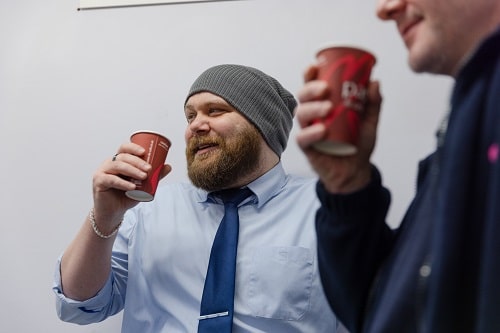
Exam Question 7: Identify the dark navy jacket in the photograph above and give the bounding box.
[316,27,500,333]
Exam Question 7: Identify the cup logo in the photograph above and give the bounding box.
[318,52,375,110]
[342,81,367,111]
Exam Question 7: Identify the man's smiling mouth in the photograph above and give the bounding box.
[195,143,218,155]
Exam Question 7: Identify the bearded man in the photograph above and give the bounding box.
[53,64,343,333]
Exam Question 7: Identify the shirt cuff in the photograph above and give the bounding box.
[315,166,390,222]
[52,255,114,317]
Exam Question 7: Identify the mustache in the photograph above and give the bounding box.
[187,135,224,153]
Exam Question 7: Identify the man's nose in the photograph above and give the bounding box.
[376,0,404,20]
[188,114,210,134]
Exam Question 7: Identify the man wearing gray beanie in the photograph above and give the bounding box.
[54,64,343,333]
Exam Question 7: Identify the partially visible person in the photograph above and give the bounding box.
[53,64,342,332]
[295,0,500,332]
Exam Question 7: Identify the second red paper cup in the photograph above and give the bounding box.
[313,45,376,156]
[125,130,171,202]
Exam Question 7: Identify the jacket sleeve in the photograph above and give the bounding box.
[315,166,394,332]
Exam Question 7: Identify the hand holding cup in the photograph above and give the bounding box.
[125,130,171,202]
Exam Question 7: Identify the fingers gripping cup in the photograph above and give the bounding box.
[313,45,376,155]
[125,131,171,202]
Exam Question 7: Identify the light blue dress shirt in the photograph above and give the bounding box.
[53,163,339,332]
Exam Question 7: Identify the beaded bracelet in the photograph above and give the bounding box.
[89,208,123,239]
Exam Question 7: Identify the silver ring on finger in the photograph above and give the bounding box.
[112,153,120,161]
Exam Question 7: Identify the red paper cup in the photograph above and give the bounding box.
[125,130,171,202]
[313,45,376,155]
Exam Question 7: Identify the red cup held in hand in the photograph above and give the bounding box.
[126,130,171,202]
[313,45,376,156]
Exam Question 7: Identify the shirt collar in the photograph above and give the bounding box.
[193,162,287,209]
[245,162,286,209]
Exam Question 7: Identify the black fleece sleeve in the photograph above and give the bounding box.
[315,166,394,333]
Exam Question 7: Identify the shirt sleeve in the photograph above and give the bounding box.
[52,211,134,325]
[315,166,394,332]
[52,255,121,324]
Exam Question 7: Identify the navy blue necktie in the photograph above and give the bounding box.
[198,188,253,333]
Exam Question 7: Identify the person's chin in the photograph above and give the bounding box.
[408,56,427,73]
[407,42,431,73]
[409,43,448,74]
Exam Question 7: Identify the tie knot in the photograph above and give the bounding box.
[215,188,253,206]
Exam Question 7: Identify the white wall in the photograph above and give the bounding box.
[0,0,453,331]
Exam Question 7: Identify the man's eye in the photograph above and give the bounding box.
[208,108,224,115]
[186,113,196,123]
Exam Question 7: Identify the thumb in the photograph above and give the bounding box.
[365,80,382,123]
[159,164,172,180]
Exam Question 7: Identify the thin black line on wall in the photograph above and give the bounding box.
[78,0,247,11]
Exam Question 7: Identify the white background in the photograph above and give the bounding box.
[0,0,452,331]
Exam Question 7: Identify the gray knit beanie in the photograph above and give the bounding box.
[185,64,297,156]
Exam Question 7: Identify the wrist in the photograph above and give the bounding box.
[322,164,372,194]
[89,208,123,239]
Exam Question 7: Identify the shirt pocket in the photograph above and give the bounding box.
[240,246,313,320]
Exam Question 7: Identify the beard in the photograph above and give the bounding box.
[186,124,262,191]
